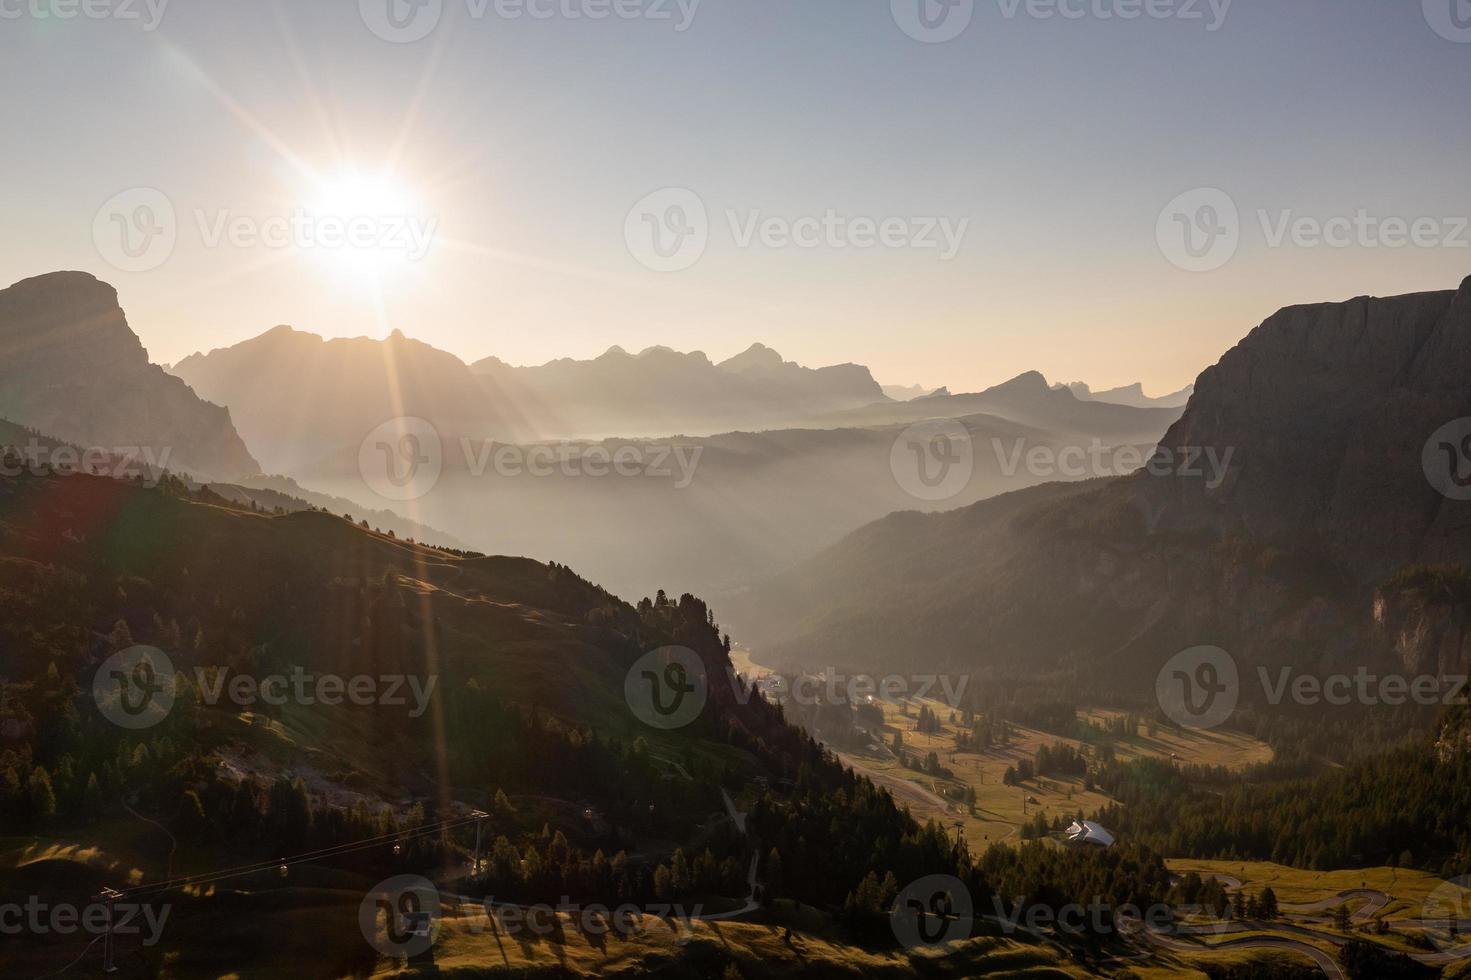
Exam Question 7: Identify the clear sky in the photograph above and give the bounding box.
[4,0,1470,394]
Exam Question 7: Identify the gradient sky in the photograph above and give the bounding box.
[4,0,1470,395]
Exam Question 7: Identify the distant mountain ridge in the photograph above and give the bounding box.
[172,325,503,474]
[816,369,1183,446]
[736,277,1471,691]
[172,329,891,473]
[1064,380,1195,409]
[0,272,259,480]
[880,383,938,402]
[471,340,887,439]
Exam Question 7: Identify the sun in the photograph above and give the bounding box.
[301,170,437,281]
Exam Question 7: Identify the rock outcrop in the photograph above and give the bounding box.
[0,272,260,480]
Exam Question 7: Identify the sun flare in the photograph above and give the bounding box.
[300,170,436,281]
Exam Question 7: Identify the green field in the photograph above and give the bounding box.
[729,648,1275,848]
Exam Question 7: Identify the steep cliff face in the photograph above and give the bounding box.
[0,272,260,480]
[742,278,1471,690]
[1143,277,1471,577]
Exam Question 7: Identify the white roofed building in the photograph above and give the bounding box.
[1066,820,1115,848]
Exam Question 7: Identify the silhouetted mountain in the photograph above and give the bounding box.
[816,370,1182,446]
[472,341,887,438]
[736,278,1471,693]
[881,383,938,402]
[0,415,467,551]
[172,326,511,474]
[0,272,259,480]
[1065,380,1195,409]
[0,465,977,976]
[173,328,891,473]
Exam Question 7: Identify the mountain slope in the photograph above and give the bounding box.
[737,278,1471,692]
[0,466,985,977]
[0,272,259,480]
